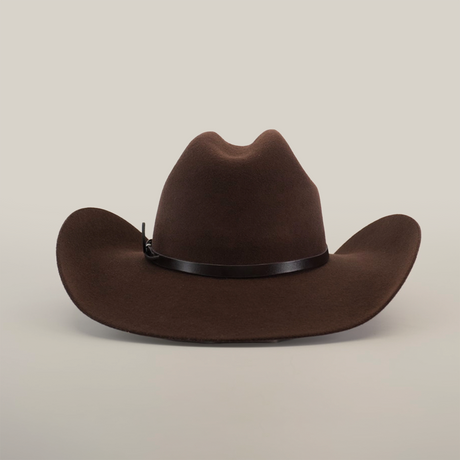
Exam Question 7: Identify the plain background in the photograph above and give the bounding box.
[1,1,459,459]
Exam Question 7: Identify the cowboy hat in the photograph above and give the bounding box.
[56,130,421,343]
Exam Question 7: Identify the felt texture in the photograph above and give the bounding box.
[152,130,326,264]
[56,131,421,342]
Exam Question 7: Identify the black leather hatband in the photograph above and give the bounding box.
[142,223,329,279]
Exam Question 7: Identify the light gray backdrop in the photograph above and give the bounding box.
[1,1,459,459]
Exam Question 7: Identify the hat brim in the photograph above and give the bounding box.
[56,208,421,343]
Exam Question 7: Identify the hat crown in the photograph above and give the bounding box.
[152,130,326,265]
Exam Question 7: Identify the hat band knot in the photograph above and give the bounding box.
[142,223,329,279]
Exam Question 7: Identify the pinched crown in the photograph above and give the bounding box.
[152,130,326,265]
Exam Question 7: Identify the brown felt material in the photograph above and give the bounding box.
[153,130,326,264]
[56,130,421,343]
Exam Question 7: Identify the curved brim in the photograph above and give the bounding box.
[56,208,421,343]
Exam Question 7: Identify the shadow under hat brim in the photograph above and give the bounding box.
[56,208,421,343]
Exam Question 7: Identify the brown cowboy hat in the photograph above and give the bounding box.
[56,130,421,343]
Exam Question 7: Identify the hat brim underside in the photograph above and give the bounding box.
[56,208,421,343]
